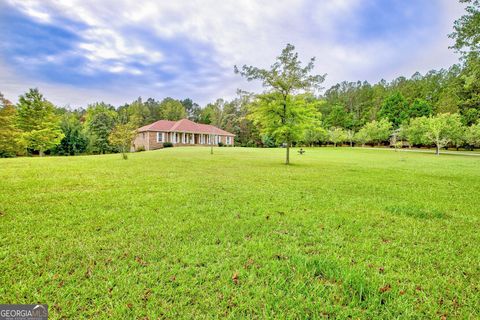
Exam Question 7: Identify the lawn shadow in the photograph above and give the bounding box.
[385,204,449,219]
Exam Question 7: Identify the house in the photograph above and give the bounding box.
[133,118,235,151]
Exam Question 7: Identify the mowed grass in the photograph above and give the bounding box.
[0,147,479,319]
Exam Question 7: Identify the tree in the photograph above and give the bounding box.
[328,127,347,147]
[248,93,319,159]
[16,88,64,156]
[199,99,224,126]
[123,97,151,126]
[325,105,353,129]
[466,122,480,147]
[53,113,88,155]
[235,43,326,164]
[378,92,409,127]
[402,118,429,147]
[345,130,355,147]
[422,113,465,155]
[160,98,187,120]
[361,119,393,146]
[181,98,200,121]
[86,111,116,154]
[108,122,137,160]
[449,0,480,57]
[354,129,369,147]
[303,127,328,146]
[0,92,24,157]
[408,98,433,118]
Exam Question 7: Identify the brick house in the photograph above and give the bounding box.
[133,118,235,151]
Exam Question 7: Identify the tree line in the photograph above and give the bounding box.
[0,0,478,159]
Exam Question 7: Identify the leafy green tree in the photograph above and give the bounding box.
[160,98,187,120]
[345,130,355,147]
[181,98,200,121]
[83,102,117,126]
[354,129,369,147]
[423,113,465,155]
[199,99,225,126]
[108,121,138,160]
[325,105,353,129]
[87,111,116,154]
[16,88,64,156]
[379,92,409,127]
[236,43,326,164]
[0,92,24,157]
[408,98,433,118]
[466,122,480,147]
[122,97,151,126]
[361,119,393,146]
[328,127,347,147]
[144,98,162,122]
[248,93,319,159]
[449,0,480,57]
[53,113,88,155]
[402,118,428,147]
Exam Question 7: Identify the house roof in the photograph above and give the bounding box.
[138,118,235,136]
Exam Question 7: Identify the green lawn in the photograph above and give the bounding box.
[1,147,479,319]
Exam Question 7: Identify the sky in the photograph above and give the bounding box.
[0,0,466,108]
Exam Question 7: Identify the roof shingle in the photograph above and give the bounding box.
[138,118,235,136]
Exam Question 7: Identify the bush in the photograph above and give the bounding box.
[218,141,224,147]
[163,142,173,148]
[136,145,146,152]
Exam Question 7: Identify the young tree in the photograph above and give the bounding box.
[466,122,480,147]
[423,113,464,155]
[402,118,428,148]
[328,127,347,147]
[235,43,326,164]
[249,93,319,161]
[303,127,328,146]
[345,130,355,147]
[361,119,393,146]
[0,92,24,157]
[354,129,369,147]
[16,88,64,156]
[108,122,138,160]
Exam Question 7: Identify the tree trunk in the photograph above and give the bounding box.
[286,142,290,165]
[350,141,353,147]
[435,145,440,155]
[39,150,44,157]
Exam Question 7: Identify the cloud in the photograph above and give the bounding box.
[0,0,465,107]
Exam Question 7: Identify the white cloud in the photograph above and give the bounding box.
[2,0,466,106]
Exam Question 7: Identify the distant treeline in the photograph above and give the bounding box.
[0,52,479,157]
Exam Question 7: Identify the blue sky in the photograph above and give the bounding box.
[0,0,465,107]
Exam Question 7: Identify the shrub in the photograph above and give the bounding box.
[163,142,173,148]
[218,141,224,147]
[136,145,146,152]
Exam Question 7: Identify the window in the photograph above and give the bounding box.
[157,132,163,142]
[227,137,231,144]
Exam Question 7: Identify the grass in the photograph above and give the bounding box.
[0,147,479,319]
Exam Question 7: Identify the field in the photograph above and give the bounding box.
[0,147,479,319]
